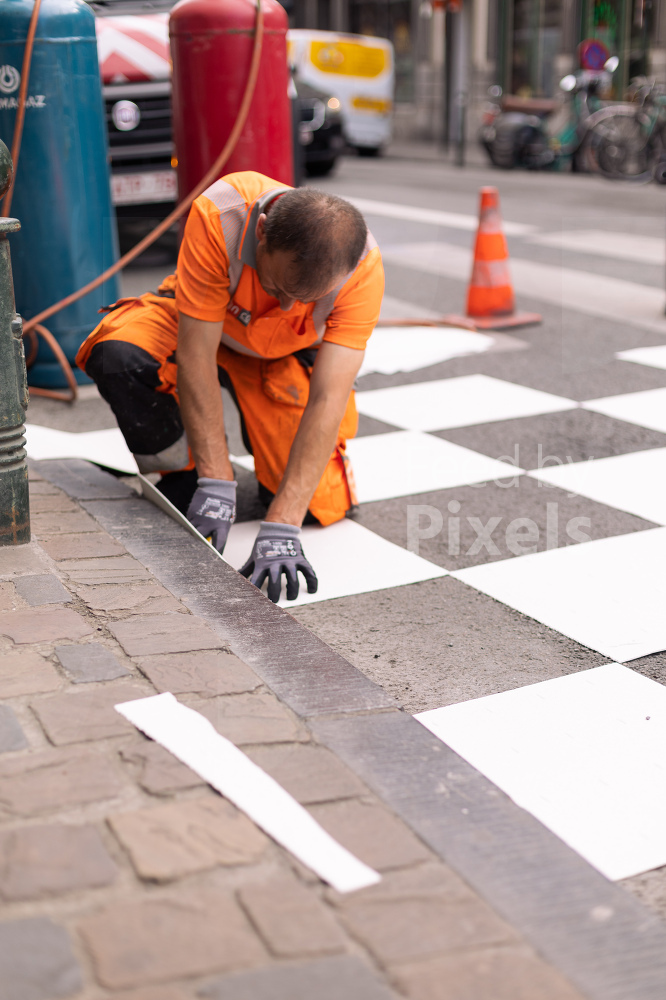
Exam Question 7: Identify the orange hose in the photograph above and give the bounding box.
[375,317,478,330]
[29,325,78,401]
[1,0,41,218]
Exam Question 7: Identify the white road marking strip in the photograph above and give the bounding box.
[379,294,440,320]
[348,197,536,236]
[116,693,381,894]
[382,241,666,333]
[527,229,665,265]
[383,242,470,281]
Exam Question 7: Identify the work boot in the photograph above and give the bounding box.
[156,468,199,515]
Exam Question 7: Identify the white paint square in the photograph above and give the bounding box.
[355,375,575,432]
[528,448,666,525]
[616,344,666,371]
[453,527,666,662]
[416,663,666,881]
[359,326,493,376]
[25,424,138,474]
[347,431,522,503]
[582,387,666,435]
[223,517,446,607]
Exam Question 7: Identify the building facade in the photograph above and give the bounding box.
[286,0,666,143]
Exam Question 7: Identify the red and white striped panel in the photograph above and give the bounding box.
[95,14,171,84]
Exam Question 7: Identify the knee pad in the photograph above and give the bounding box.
[86,340,161,386]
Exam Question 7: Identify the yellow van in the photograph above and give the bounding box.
[287,29,394,154]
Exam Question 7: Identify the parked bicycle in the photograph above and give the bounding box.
[585,77,666,183]
[479,59,617,173]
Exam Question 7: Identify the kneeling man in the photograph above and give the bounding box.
[77,171,384,601]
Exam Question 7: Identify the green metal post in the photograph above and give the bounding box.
[0,139,30,546]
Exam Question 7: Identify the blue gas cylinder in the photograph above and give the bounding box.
[0,0,118,387]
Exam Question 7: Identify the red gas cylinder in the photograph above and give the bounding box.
[170,0,293,197]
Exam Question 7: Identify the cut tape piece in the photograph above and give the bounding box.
[453,527,666,662]
[25,424,138,475]
[358,327,493,376]
[347,431,522,503]
[416,664,666,881]
[115,692,381,893]
[223,517,447,606]
[527,448,666,526]
[616,345,666,371]
[582,386,666,434]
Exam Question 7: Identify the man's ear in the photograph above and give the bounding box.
[255,213,267,245]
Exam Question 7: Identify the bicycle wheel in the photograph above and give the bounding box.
[588,109,654,182]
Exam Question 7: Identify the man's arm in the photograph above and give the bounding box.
[176,313,234,481]
[265,340,364,526]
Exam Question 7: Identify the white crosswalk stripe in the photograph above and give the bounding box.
[381,241,666,333]
[527,229,665,265]
[348,197,536,236]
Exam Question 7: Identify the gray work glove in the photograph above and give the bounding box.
[239,521,318,603]
[186,478,237,554]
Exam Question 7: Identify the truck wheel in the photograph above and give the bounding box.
[306,158,337,176]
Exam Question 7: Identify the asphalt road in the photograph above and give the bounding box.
[26,149,666,916]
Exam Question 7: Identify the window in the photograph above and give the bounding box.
[350,0,413,100]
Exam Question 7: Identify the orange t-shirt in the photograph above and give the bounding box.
[174,171,384,360]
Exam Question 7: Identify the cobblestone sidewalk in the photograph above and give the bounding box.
[0,463,591,999]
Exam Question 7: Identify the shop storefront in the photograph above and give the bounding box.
[498,0,656,99]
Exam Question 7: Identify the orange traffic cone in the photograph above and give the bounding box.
[444,187,541,330]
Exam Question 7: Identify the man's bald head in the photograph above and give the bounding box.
[262,188,367,296]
